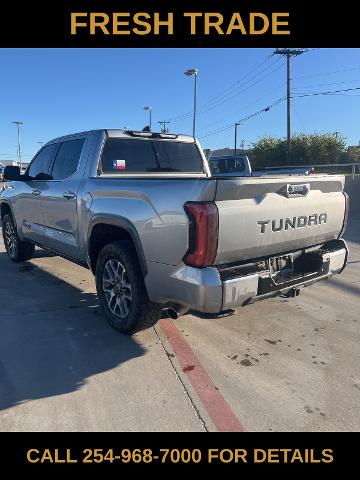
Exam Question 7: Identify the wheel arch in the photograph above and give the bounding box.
[87,214,148,277]
[0,201,17,229]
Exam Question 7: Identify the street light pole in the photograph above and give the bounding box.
[193,73,198,137]
[12,121,23,169]
[184,68,198,137]
[143,106,152,131]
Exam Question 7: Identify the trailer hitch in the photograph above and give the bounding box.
[284,287,301,298]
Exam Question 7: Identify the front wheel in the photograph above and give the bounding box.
[95,240,162,334]
[2,214,35,262]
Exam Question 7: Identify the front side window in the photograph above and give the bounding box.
[28,144,58,179]
[101,138,204,174]
[51,139,85,180]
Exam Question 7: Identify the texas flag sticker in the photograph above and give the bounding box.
[113,159,126,170]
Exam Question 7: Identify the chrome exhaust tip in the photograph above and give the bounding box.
[166,305,188,320]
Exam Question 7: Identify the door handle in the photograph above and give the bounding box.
[32,189,41,196]
[63,191,75,199]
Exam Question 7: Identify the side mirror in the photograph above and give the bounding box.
[3,165,21,181]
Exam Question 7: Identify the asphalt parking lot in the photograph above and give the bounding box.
[0,217,359,432]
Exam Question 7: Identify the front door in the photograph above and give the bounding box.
[13,143,59,244]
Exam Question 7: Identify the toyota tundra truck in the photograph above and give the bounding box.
[0,129,349,334]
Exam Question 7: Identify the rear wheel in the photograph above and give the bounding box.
[2,214,35,262]
[95,240,162,334]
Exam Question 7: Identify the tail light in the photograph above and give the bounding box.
[309,167,316,175]
[339,192,349,238]
[183,202,219,267]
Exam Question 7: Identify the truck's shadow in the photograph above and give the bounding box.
[0,252,145,412]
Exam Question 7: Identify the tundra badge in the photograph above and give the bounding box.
[257,213,327,234]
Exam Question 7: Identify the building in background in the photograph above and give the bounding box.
[207,147,251,158]
[0,160,30,168]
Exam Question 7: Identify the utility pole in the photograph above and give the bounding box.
[234,123,240,156]
[158,120,171,133]
[274,48,306,164]
[12,121,24,169]
[240,139,245,152]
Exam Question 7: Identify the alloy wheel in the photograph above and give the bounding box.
[102,259,133,318]
[4,221,16,258]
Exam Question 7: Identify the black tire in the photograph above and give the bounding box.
[2,214,35,262]
[95,240,162,334]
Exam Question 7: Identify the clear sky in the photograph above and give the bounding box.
[0,48,359,162]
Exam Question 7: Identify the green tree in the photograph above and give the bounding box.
[251,133,347,169]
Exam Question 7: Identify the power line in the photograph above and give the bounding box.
[198,85,360,140]
[292,102,306,132]
[198,97,286,139]
[292,86,360,97]
[198,81,286,132]
[171,59,286,124]
[195,56,283,112]
[193,55,276,109]
[293,78,360,90]
[293,65,360,80]
[169,54,280,122]
[195,60,285,118]
[319,93,360,97]
[169,55,272,121]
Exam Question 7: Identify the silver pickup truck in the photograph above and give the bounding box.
[0,129,349,334]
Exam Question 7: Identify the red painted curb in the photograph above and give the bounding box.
[159,319,245,432]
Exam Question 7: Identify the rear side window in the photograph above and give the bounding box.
[28,144,58,179]
[101,138,203,174]
[51,139,85,180]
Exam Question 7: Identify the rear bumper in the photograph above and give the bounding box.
[145,239,348,314]
[222,241,348,309]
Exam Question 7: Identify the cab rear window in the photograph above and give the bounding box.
[101,138,204,174]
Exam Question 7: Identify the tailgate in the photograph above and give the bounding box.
[214,175,346,265]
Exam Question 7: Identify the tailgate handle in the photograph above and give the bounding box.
[284,183,310,197]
